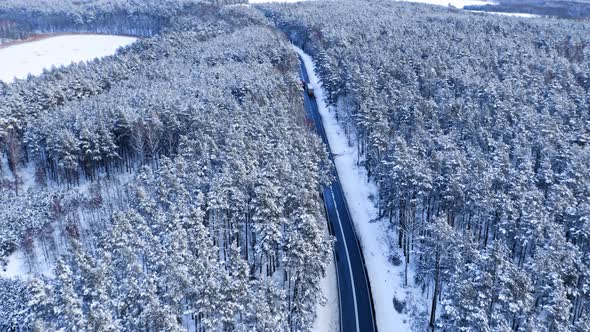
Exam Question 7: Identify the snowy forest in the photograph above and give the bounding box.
[0,2,332,332]
[3,0,590,330]
[0,0,245,40]
[262,0,590,331]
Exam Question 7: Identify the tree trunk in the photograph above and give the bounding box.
[6,129,22,195]
[430,251,440,330]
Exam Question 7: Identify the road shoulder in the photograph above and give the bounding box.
[294,45,414,332]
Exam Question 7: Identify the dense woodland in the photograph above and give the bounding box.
[263,1,590,331]
[0,3,332,332]
[0,0,245,38]
[3,0,590,331]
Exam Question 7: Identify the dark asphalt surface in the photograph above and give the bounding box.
[297,56,377,332]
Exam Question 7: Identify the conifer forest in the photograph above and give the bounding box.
[1,0,589,331]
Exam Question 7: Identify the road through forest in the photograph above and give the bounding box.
[297,53,378,332]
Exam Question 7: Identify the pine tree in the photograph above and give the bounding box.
[53,259,86,331]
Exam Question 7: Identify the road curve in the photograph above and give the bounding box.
[297,53,377,332]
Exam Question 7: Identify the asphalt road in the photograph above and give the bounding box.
[297,56,377,332]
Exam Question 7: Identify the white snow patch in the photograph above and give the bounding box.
[182,313,197,332]
[0,34,137,83]
[20,161,37,192]
[313,244,339,332]
[468,10,541,17]
[1,241,54,279]
[295,45,415,331]
[249,0,307,3]
[1,251,28,279]
[0,156,37,193]
[0,156,11,181]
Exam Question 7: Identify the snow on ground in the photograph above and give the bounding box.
[468,10,541,17]
[0,34,137,83]
[20,162,37,192]
[249,0,307,3]
[1,174,135,280]
[1,241,54,279]
[313,240,340,332]
[295,45,415,331]
[1,250,31,279]
[0,155,37,193]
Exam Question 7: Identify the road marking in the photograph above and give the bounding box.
[334,182,376,331]
[330,187,360,332]
[322,193,344,332]
[298,54,365,332]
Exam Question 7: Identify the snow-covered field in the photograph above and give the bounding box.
[249,0,306,3]
[0,34,137,83]
[296,45,416,332]
[468,10,541,17]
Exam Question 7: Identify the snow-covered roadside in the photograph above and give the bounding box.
[310,59,340,332]
[0,34,137,83]
[294,45,414,331]
[313,256,339,332]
